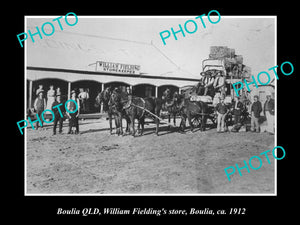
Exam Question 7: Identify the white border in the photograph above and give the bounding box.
[24,15,277,196]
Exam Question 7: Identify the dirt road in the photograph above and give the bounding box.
[26,118,275,194]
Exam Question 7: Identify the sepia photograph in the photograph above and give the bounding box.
[23,15,276,195]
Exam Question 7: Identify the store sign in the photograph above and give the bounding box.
[96,61,141,74]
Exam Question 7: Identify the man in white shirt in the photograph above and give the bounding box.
[213,71,226,99]
[78,88,89,113]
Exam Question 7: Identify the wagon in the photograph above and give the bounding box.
[188,95,217,128]
[188,94,237,129]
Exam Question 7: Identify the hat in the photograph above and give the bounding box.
[211,71,217,76]
[71,90,76,95]
[216,71,222,76]
[36,89,44,95]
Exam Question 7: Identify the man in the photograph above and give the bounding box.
[36,84,44,96]
[215,96,229,132]
[126,86,132,95]
[250,95,262,132]
[33,90,46,130]
[78,88,89,114]
[264,92,275,134]
[52,94,65,135]
[232,96,244,125]
[67,90,80,134]
[203,72,215,96]
[213,71,226,99]
[197,72,206,95]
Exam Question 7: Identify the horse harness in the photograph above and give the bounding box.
[126,97,147,119]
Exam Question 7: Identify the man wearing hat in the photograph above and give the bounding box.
[250,95,262,132]
[36,84,44,96]
[213,71,226,99]
[67,90,80,134]
[196,72,206,95]
[232,96,244,125]
[51,93,65,135]
[203,71,215,96]
[33,89,46,130]
[264,91,275,134]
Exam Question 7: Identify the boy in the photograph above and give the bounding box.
[250,95,262,132]
[215,96,228,132]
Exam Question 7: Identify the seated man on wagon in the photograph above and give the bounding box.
[213,71,226,99]
[196,72,207,95]
[203,71,216,97]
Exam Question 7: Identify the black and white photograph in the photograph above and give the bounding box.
[23,15,277,195]
[13,2,300,220]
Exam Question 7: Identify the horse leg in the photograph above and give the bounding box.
[115,115,120,136]
[131,116,135,137]
[137,118,141,135]
[119,113,123,136]
[155,117,159,136]
[180,114,186,132]
[168,114,171,130]
[125,116,130,133]
[201,115,207,131]
[109,113,113,135]
[140,117,145,136]
[188,113,194,132]
[173,113,176,127]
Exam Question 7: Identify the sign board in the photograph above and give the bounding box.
[96,61,141,74]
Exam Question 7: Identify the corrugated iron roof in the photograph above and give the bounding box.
[27,29,195,78]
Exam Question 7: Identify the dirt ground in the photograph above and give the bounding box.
[26,117,275,195]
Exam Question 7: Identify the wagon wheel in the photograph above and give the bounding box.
[191,116,201,128]
[208,112,217,125]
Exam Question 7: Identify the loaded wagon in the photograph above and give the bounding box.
[184,46,252,129]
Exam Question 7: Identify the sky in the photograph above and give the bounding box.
[27,15,276,81]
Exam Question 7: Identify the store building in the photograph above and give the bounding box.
[26,30,199,113]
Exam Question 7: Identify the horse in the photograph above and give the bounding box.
[110,89,161,136]
[161,89,182,129]
[95,87,130,135]
[125,96,161,136]
[178,98,209,132]
[95,87,116,134]
[95,87,111,111]
[108,88,128,136]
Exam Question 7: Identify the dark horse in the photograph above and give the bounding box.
[178,98,209,132]
[108,88,129,136]
[95,87,115,134]
[127,96,162,136]
[95,87,130,135]
[161,89,182,129]
[110,89,162,136]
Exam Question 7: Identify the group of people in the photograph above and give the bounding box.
[33,84,80,135]
[197,71,226,99]
[195,71,275,135]
[215,92,275,134]
[32,82,274,136]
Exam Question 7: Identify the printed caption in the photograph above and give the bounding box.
[57,207,247,216]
